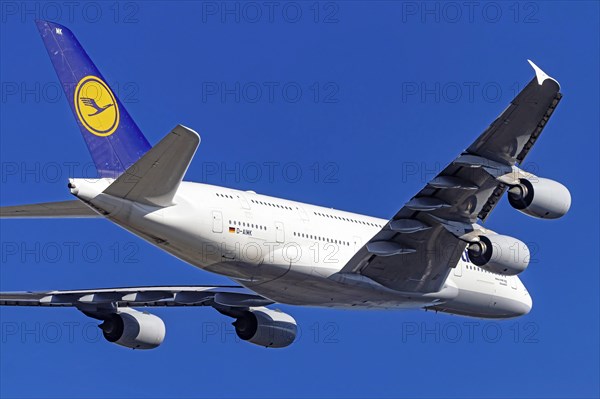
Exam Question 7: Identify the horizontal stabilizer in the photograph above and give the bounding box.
[103,125,200,207]
[0,200,101,219]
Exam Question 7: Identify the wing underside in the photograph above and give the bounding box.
[0,286,274,309]
[339,61,562,293]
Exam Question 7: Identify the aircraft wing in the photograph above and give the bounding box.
[0,200,101,218]
[0,286,274,309]
[338,61,562,293]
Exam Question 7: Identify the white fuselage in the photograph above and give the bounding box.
[73,179,533,319]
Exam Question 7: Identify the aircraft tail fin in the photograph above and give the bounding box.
[103,125,200,207]
[35,20,151,178]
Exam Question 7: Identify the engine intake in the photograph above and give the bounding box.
[508,177,571,219]
[468,234,530,275]
[233,307,297,348]
[99,308,165,350]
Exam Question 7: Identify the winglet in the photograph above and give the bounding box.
[527,59,561,90]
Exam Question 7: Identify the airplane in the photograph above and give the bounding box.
[0,20,571,350]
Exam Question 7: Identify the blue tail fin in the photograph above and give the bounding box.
[35,20,151,178]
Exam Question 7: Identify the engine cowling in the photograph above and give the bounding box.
[99,308,166,350]
[467,234,530,275]
[233,307,297,348]
[508,177,571,219]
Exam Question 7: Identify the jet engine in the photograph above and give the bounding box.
[467,234,530,275]
[99,308,166,350]
[508,177,571,219]
[233,307,297,348]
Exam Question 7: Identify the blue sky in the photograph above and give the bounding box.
[1,2,598,398]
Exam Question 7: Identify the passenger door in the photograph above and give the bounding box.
[237,194,251,210]
[275,222,285,243]
[296,206,309,221]
[352,236,362,254]
[212,211,223,233]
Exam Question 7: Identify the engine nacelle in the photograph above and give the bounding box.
[233,307,297,348]
[508,177,571,219]
[99,308,166,350]
[467,234,530,275]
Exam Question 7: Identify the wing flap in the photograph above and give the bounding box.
[0,286,273,308]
